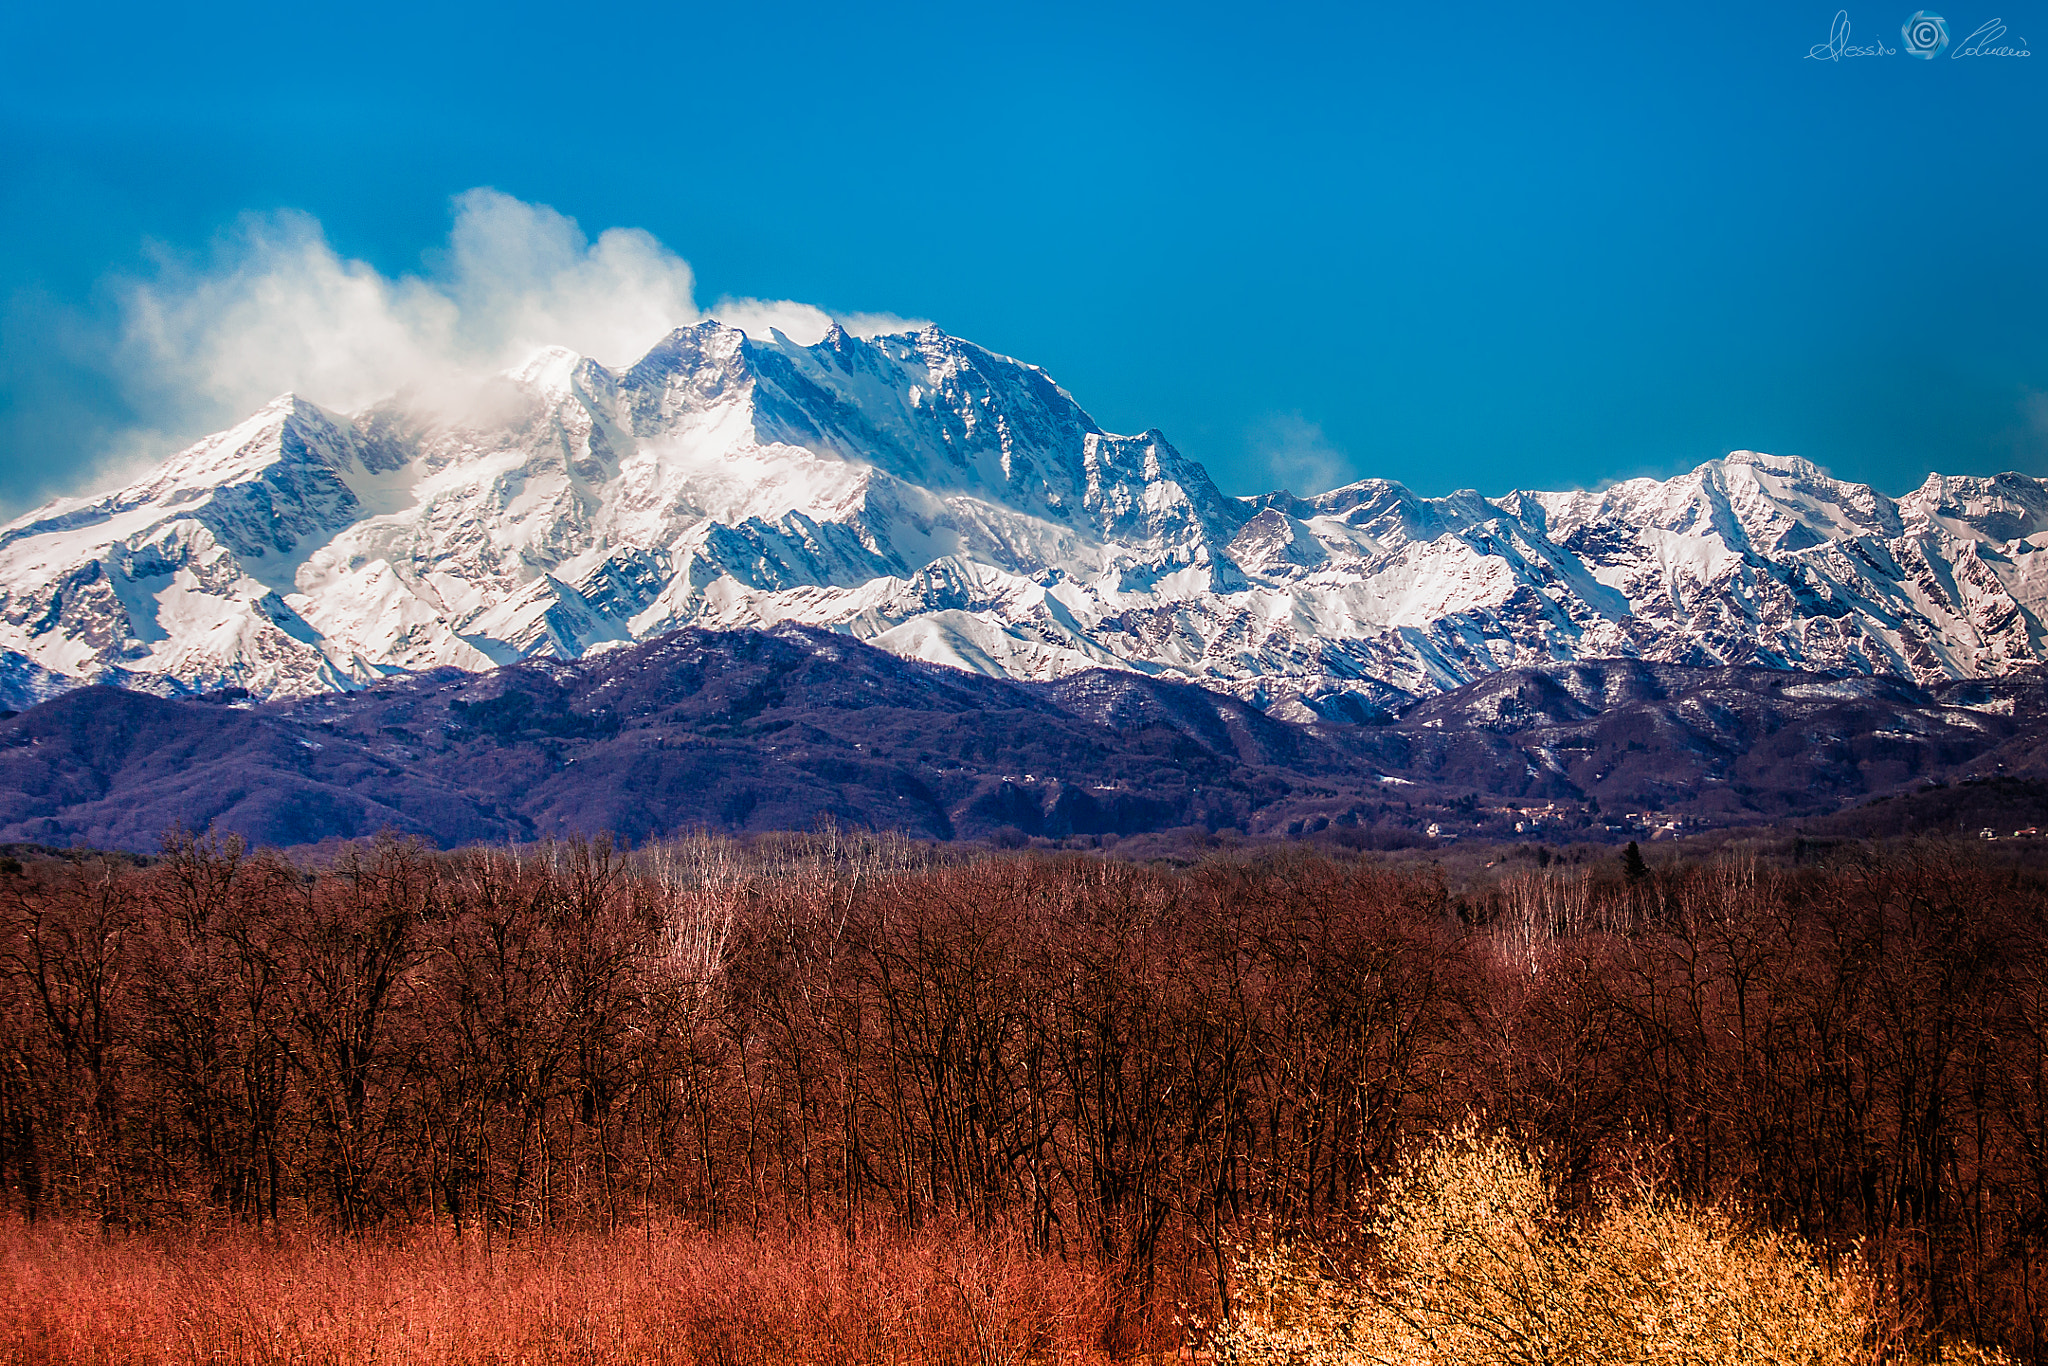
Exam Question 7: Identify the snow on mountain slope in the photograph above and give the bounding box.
[5,321,2048,719]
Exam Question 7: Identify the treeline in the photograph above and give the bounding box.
[2,832,2046,1356]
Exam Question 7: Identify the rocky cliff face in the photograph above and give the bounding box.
[5,321,2047,718]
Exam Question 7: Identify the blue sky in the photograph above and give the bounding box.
[2,0,2043,510]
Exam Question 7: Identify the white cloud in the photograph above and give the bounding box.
[110,189,919,462]
[439,189,700,369]
[1251,411,1352,497]
[124,210,463,420]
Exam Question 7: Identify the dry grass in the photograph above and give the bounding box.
[0,1218,1145,1365]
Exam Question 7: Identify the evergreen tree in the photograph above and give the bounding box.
[1622,840,1648,884]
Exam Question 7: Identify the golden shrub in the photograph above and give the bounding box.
[1216,1126,1985,1366]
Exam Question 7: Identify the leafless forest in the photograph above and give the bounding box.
[1,830,2045,1362]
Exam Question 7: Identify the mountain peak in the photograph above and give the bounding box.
[510,345,586,387]
[1722,448,1806,470]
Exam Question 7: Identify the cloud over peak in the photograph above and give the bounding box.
[100,189,924,489]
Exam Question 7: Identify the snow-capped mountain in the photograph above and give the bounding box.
[5,320,2048,719]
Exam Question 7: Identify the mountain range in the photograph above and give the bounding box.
[3,625,2044,852]
[6,322,2048,723]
